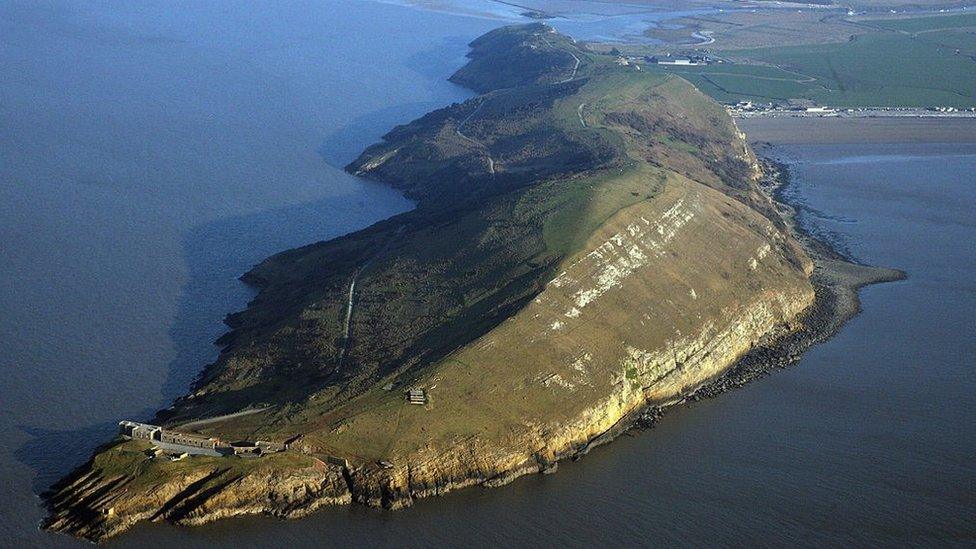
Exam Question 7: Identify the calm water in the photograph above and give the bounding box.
[2,1,974,547]
[0,0,489,545]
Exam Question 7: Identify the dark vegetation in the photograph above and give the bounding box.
[449,23,582,93]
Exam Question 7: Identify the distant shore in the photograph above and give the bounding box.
[737,116,976,144]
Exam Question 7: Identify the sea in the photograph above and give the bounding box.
[1,1,974,546]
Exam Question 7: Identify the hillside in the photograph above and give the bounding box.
[45,24,816,542]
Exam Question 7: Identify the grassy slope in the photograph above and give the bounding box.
[298,75,811,462]
[645,13,976,107]
[163,31,805,449]
[232,71,808,462]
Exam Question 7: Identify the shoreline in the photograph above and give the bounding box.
[736,116,976,144]
[470,147,905,465]
[684,156,904,399]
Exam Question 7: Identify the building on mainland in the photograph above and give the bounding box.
[658,58,698,66]
[645,54,711,66]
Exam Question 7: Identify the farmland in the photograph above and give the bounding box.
[640,12,976,107]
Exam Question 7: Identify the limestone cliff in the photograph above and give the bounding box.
[45,24,816,542]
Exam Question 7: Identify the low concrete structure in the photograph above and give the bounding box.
[159,430,220,451]
[118,420,287,458]
[155,441,222,457]
[118,420,160,442]
[256,440,285,453]
[407,388,427,405]
[230,442,261,457]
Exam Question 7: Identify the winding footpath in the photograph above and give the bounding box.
[540,34,582,84]
[690,30,714,46]
[559,50,582,84]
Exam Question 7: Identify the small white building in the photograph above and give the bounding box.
[658,59,699,66]
[119,420,161,441]
[407,388,427,405]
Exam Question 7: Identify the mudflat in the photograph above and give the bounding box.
[738,116,976,144]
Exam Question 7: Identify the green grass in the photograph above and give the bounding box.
[538,70,675,257]
[91,440,315,491]
[868,13,976,33]
[539,162,664,257]
[645,14,976,108]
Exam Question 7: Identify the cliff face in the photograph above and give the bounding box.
[45,24,814,542]
[44,444,350,542]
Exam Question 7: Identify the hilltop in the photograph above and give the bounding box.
[45,24,818,541]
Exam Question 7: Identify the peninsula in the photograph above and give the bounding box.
[44,23,892,542]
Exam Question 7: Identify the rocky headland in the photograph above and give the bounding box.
[43,23,897,542]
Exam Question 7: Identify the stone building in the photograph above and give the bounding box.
[118,420,161,441]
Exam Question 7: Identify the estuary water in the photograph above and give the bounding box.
[0,0,487,545]
[2,0,974,546]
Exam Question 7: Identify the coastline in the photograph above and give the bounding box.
[41,25,903,542]
[683,156,904,401]
[34,134,911,545]
[576,154,905,445]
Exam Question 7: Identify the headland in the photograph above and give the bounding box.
[43,23,897,542]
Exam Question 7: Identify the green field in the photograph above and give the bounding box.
[645,13,976,108]
[870,12,976,32]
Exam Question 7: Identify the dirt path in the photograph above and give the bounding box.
[559,51,582,84]
[577,102,587,127]
[176,406,270,430]
[455,99,496,175]
[690,30,714,46]
[540,35,582,84]
[335,226,404,373]
[693,69,817,84]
